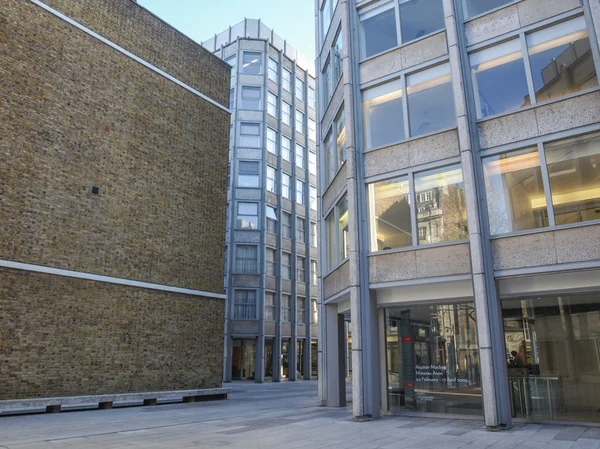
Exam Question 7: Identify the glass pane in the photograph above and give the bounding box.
[399,0,445,44]
[337,195,349,262]
[527,17,598,103]
[463,0,513,19]
[335,108,347,164]
[387,303,482,415]
[471,40,530,118]
[415,165,468,245]
[326,213,336,270]
[483,148,549,234]
[363,79,405,149]
[361,4,398,58]
[545,132,600,226]
[238,174,259,188]
[368,177,412,251]
[502,294,600,423]
[242,52,262,75]
[407,64,455,137]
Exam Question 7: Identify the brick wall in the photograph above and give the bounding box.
[0,0,229,399]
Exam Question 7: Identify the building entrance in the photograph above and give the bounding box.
[386,302,482,415]
[232,338,256,380]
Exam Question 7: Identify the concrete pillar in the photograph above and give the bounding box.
[442,0,511,429]
[324,304,346,406]
[289,335,297,381]
[273,334,282,382]
[256,333,265,383]
[304,337,312,380]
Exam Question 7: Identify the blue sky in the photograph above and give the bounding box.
[138,0,316,61]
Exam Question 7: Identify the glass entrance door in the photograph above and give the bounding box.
[386,302,482,415]
[231,338,256,380]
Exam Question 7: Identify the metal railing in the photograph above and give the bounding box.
[509,377,563,420]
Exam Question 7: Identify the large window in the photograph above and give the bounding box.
[241,86,261,110]
[281,252,292,280]
[368,165,468,251]
[407,64,455,137]
[296,77,305,101]
[234,290,256,319]
[308,118,317,143]
[239,123,261,148]
[363,79,405,149]
[321,0,333,40]
[242,52,262,75]
[282,102,292,126]
[359,0,444,59]
[268,57,278,83]
[309,151,317,176]
[267,92,278,117]
[463,0,514,19]
[311,222,318,248]
[483,131,600,234]
[296,144,305,169]
[322,59,334,105]
[297,297,306,323]
[266,206,277,234]
[415,166,468,244]
[225,54,237,77]
[311,260,318,285]
[325,194,349,270]
[297,256,306,282]
[502,293,600,423]
[308,86,316,110]
[296,179,305,205]
[282,211,292,238]
[363,63,454,150]
[282,173,292,199]
[325,106,347,185]
[296,110,305,133]
[333,30,343,84]
[386,302,481,415]
[236,245,257,273]
[471,17,597,119]
[264,292,275,320]
[281,294,291,322]
[267,128,277,155]
[267,166,277,194]
[282,68,292,92]
[237,202,259,229]
[310,186,317,211]
[238,161,259,188]
[229,88,235,109]
[266,248,276,276]
[297,217,306,243]
[311,298,318,324]
[335,107,347,165]
[282,136,292,162]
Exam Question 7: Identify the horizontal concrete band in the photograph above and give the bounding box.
[0,259,226,300]
[29,0,231,114]
[0,388,231,412]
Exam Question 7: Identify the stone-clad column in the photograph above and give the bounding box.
[442,0,512,429]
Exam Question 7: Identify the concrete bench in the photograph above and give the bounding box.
[0,388,231,414]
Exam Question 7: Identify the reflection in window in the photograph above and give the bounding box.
[242,52,262,75]
[326,212,336,271]
[333,30,343,83]
[502,294,600,423]
[238,161,260,188]
[335,107,347,166]
[407,63,455,137]
[237,202,258,229]
[266,206,277,234]
[546,132,600,226]
[360,2,398,59]
[241,86,261,110]
[337,195,349,262]
[386,303,481,415]
[471,40,530,119]
[239,123,261,148]
[483,148,548,235]
[527,17,598,103]
[415,165,468,245]
[368,177,412,251]
[399,0,444,44]
[363,79,404,149]
[462,0,513,19]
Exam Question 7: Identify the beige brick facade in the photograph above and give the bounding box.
[0,0,230,400]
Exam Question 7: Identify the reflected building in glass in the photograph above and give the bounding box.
[202,20,319,383]
[315,0,600,428]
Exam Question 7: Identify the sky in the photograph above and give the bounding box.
[138,0,316,61]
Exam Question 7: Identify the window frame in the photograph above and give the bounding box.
[282,101,292,126]
[266,165,277,194]
[296,109,305,134]
[238,160,260,188]
[235,244,258,274]
[296,76,305,101]
[264,291,276,321]
[267,127,278,155]
[296,179,305,205]
[281,252,292,281]
[266,247,277,276]
[239,122,262,148]
[310,259,318,285]
[281,294,291,322]
[324,104,347,186]
[310,185,318,211]
[267,91,278,117]
[324,193,350,272]
[296,296,306,323]
[282,67,292,92]
[282,211,292,239]
[233,289,257,319]
[266,205,278,234]
[236,201,259,230]
[281,135,292,162]
[282,172,292,199]
[268,57,278,83]
[295,143,305,169]
[240,86,262,110]
[297,217,306,243]
[297,256,306,283]
[242,51,263,75]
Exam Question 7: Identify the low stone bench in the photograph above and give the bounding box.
[0,388,231,414]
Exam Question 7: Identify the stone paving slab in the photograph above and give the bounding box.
[1,381,599,449]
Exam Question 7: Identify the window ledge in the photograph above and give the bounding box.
[463,0,524,24]
[364,126,458,154]
[476,87,600,125]
[323,258,350,279]
[369,239,470,257]
[359,29,446,64]
[489,219,600,240]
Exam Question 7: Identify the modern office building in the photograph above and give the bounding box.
[202,20,320,383]
[0,0,230,412]
[316,0,600,427]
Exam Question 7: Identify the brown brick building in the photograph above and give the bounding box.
[0,0,231,410]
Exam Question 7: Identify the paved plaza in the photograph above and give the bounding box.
[1,382,599,449]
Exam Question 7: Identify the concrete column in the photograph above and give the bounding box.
[256,333,265,383]
[289,335,297,381]
[273,334,282,382]
[304,337,312,380]
[223,335,233,383]
[324,304,346,406]
[442,0,511,429]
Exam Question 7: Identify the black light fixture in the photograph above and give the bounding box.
[92,186,100,194]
